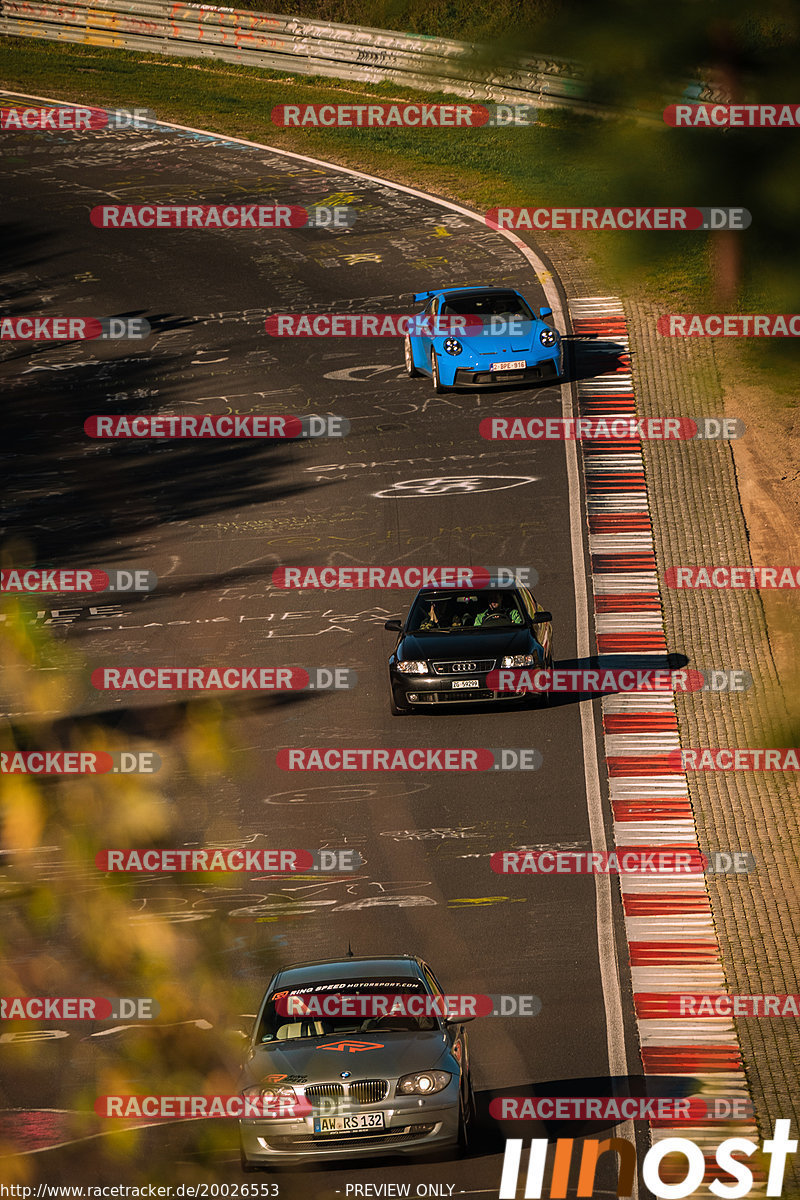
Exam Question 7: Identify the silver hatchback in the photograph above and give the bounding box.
[238,955,476,1169]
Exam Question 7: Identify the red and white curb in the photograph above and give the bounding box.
[570,297,764,1191]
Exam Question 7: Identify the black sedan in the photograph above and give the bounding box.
[384,584,553,714]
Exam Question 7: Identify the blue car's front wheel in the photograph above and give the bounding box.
[404,334,421,377]
[431,349,446,394]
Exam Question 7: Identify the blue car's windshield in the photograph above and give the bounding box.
[439,292,535,322]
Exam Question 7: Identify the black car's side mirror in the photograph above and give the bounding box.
[531,611,552,623]
[384,620,403,632]
[445,1014,476,1026]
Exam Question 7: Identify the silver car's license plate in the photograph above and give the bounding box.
[452,679,480,689]
[491,359,526,371]
[314,1112,385,1133]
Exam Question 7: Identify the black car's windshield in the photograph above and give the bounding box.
[256,979,442,1043]
[408,590,525,633]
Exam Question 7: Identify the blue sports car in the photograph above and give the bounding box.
[403,285,562,392]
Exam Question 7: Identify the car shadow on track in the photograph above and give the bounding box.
[567,335,630,385]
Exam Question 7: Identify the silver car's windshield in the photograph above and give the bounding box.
[257,981,441,1043]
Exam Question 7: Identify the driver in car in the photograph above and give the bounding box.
[474,592,523,626]
[417,601,443,630]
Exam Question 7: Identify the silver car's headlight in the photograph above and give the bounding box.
[443,337,463,356]
[240,1083,302,1118]
[241,1084,297,1102]
[397,1070,451,1096]
[539,328,557,347]
[396,660,428,675]
[501,654,538,667]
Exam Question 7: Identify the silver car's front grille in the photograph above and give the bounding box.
[350,1079,388,1104]
[303,1080,388,1105]
[304,1084,344,1106]
[432,659,494,675]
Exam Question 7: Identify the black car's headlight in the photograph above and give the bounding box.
[397,1070,451,1096]
[443,337,463,356]
[539,328,557,347]
[501,654,539,667]
[396,660,428,675]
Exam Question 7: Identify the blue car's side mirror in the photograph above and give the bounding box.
[539,306,553,319]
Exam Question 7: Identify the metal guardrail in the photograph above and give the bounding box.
[0,0,725,116]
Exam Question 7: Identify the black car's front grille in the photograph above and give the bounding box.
[432,659,494,675]
[350,1079,389,1104]
[413,690,495,704]
[265,1125,437,1151]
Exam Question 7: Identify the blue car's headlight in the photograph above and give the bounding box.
[397,1070,451,1096]
[443,337,463,356]
[540,328,557,348]
[396,660,428,675]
